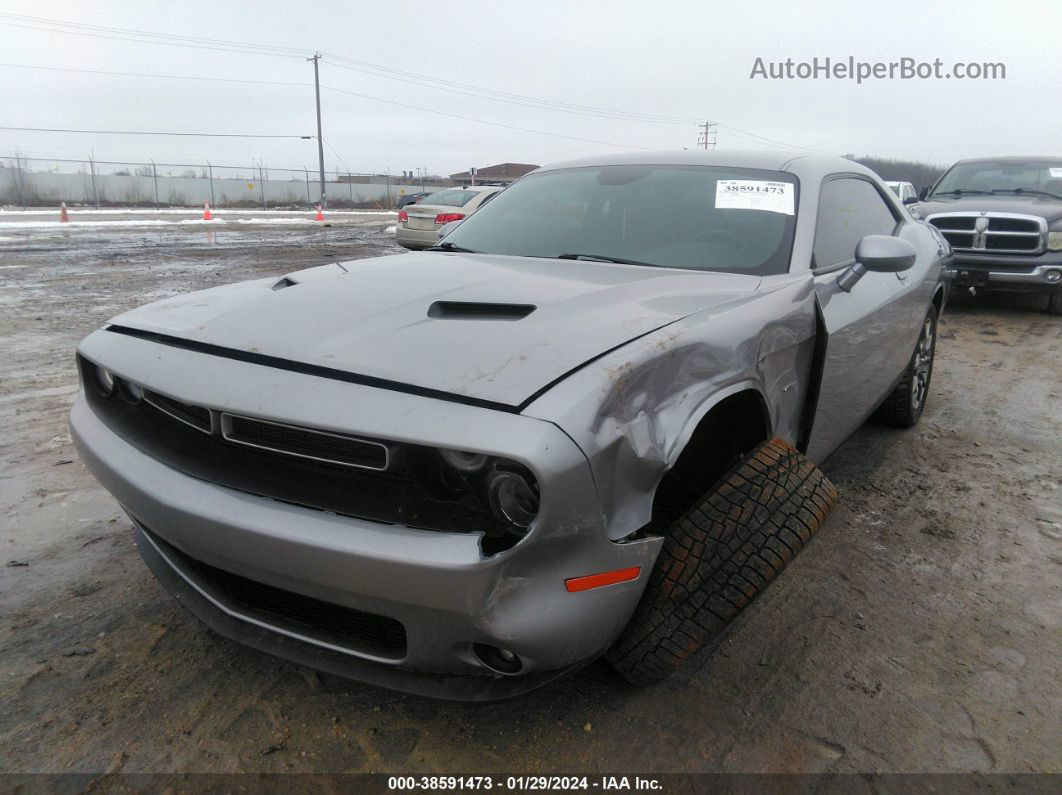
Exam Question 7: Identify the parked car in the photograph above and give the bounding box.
[395,186,502,250]
[394,192,430,210]
[71,151,947,699]
[917,156,1062,313]
[886,180,918,205]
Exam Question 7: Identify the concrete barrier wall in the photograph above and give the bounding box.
[0,167,450,208]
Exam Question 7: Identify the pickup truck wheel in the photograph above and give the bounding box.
[1048,292,1062,316]
[871,306,937,428]
[606,438,837,686]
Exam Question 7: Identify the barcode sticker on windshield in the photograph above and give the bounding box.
[1050,168,1062,178]
[715,180,795,215]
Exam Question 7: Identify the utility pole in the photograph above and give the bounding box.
[308,53,327,208]
[697,120,718,150]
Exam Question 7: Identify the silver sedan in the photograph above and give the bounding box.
[395,186,502,250]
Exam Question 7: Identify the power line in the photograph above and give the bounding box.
[0,20,306,59]
[0,11,838,156]
[0,12,308,58]
[6,153,373,175]
[0,12,693,124]
[0,61,655,150]
[0,126,312,139]
[716,123,837,156]
[322,58,698,126]
[0,61,311,88]
[319,84,659,151]
[321,137,352,175]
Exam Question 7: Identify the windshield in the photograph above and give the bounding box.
[442,165,799,275]
[419,189,482,208]
[931,160,1062,198]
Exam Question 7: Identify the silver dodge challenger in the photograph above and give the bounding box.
[70,151,949,700]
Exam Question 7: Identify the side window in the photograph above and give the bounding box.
[813,177,898,268]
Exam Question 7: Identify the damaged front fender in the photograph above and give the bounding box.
[525,273,819,540]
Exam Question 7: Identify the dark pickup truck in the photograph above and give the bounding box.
[916,156,1062,314]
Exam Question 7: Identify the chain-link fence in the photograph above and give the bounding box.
[0,155,451,210]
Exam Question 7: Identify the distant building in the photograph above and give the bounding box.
[450,163,539,186]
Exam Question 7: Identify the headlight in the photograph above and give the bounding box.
[120,380,144,404]
[488,471,540,528]
[1048,231,1062,251]
[92,364,115,396]
[439,448,489,472]
[432,449,540,531]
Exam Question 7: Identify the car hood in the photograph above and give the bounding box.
[919,193,1062,224]
[107,252,760,409]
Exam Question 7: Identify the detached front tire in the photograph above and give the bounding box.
[607,438,837,686]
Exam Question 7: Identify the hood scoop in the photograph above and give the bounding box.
[272,277,298,291]
[427,301,536,321]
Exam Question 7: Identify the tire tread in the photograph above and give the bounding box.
[606,438,837,686]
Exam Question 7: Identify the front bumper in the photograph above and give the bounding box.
[945,250,1062,293]
[133,523,586,700]
[70,331,660,698]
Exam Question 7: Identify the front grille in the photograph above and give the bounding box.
[222,414,388,470]
[78,355,517,538]
[928,213,1044,255]
[144,389,212,433]
[152,527,407,657]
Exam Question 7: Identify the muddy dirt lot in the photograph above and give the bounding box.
[1,222,1059,776]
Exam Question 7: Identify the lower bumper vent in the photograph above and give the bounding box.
[151,528,407,658]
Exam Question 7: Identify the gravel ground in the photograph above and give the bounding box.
[0,221,1059,776]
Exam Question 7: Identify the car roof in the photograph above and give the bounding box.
[952,155,1062,165]
[533,150,873,180]
[433,185,499,193]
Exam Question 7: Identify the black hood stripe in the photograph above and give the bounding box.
[106,325,521,414]
[107,316,688,414]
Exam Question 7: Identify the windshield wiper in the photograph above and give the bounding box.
[427,241,480,253]
[990,188,1062,200]
[931,189,991,197]
[555,252,661,267]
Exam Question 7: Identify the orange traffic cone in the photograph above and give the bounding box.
[314,204,324,222]
[60,202,69,223]
[202,201,213,221]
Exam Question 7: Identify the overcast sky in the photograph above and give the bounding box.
[1,0,1059,177]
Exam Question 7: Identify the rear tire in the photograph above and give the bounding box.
[1048,292,1062,316]
[872,306,937,428]
[606,438,837,686]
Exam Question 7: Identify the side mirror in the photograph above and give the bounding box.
[902,194,918,205]
[837,235,918,292]
[918,186,930,201]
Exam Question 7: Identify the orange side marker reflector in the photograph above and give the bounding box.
[565,566,641,593]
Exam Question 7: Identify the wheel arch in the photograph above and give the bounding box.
[644,384,773,535]
[932,283,946,316]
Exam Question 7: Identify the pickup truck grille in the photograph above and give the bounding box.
[927,213,1045,255]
